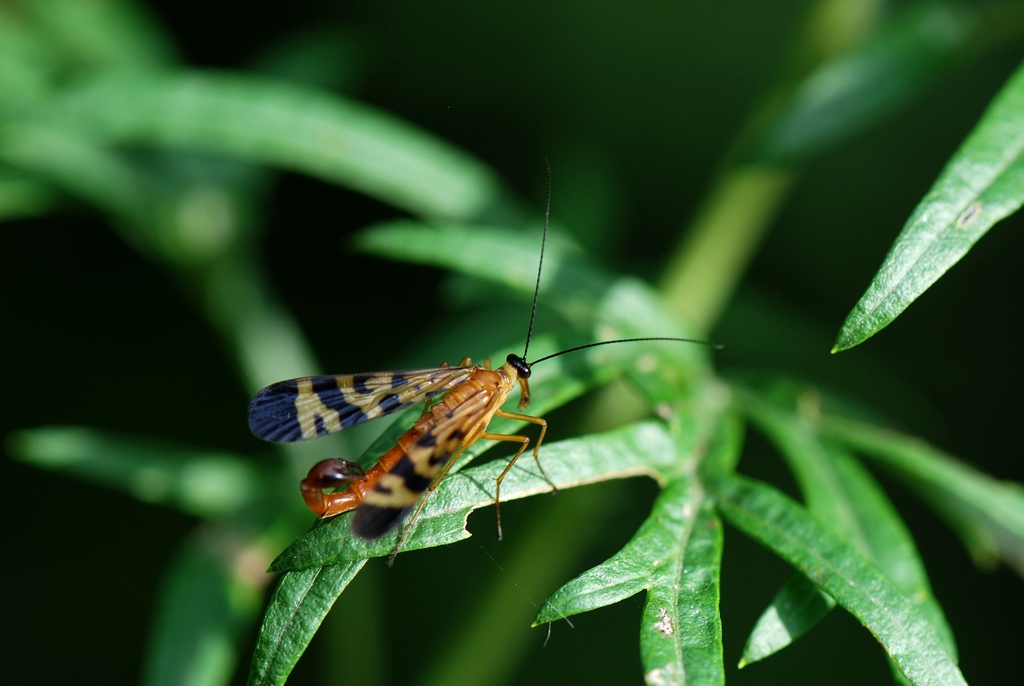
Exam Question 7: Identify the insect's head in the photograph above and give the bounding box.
[506,353,531,379]
[507,353,533,408]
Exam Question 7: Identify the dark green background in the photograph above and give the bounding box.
[3,2,1022,684]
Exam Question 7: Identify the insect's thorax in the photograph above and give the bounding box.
[428,362,518,420]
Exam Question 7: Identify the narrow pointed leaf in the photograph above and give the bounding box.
[355,221,612,333]
[740,574,835,668]
[536,411,737,686]
[756,4,973,163]
[534,408,738,626]
[712,474,966,686]
[22,71,511,220]
[738,384,954,664]
[641,495,724,686]
[834,59,1024,351]
[247,561,365,686]
[0,124,157,229]
[8,426,268,518]
[823,415,1024,576]
[534,476,701,622]
[828,448,956,654]
[355,221,595,297]
[145,527,270,686]
[535,479,723,685]
[738,391,856,662]
[738,444,955,667]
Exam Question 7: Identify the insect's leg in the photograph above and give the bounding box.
[388,488,438,566]
[477,413,552,544]
[492,410,552,485]
[476,432,531,540]
[387,440,475,564]
[300,459,367,517]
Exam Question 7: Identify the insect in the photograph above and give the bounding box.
[248,354,550,540]
[247,183,718,549]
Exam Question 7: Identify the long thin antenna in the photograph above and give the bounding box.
[528,336,723,367]
[521,159,551,363]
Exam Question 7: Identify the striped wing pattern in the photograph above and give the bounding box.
[247,366,475,443]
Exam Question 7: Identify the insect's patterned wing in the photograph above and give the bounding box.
[351,391,493,538]
[247,366,475,443]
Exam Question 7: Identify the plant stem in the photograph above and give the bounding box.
[659,165,796,330]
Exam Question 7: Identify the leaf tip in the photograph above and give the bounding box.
[831,329,864,353]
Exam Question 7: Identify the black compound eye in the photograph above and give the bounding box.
[506,353,532,378]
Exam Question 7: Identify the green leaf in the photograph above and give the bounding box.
[534,415,735,621]
[834,58,1024,351]
[355,221,608,329]
[16,71,513,220]
[535,410,738,685]
[0,123,157,229]
[7,426,269,519]
[144,526,270,686]
[247,561,365,686]
[738,384,955,665]
[827,449,956,654]
[823,415,1024,576]
[0,10,61,108]
[640,494,724,686]
[712,474,966,686]
[536,481,725,685]
[355,221,591,292]
[739,574,836,668]
[741,388,866,532]
[738,391,847,663]
[755,4,973,163]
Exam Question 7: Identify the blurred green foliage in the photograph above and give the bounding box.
[3,1,1024,685]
